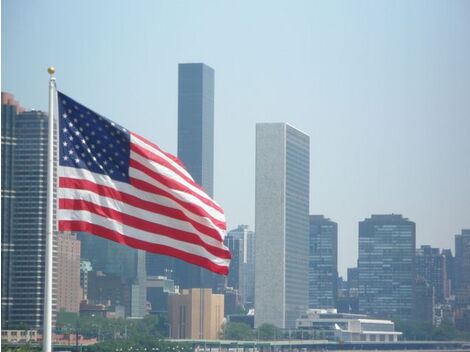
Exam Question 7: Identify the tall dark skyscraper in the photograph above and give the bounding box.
[455,229,470,304]
[1,93,22,324]
[415,245,447,304]
[308,215,338,309]
[1,95,57,329]
[171,63,216,289]
[358,214,416,320]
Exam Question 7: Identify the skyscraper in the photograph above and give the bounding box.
[172,63,217,289]
[358,214,416,320]
[455,229,470,304]
[308,215,338,309]
[415,245,447,304]
[7,109,57,329]
[1,93,23,325]
[225,225,255,308]
[255,123,310,328]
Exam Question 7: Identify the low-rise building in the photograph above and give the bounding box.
[295,309,402,342]
[168,288,224,340]
[1,330,39,343]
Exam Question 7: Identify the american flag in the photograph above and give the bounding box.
[57,91,231,275]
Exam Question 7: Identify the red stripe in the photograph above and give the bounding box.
[59,177,224,242]
[130,158,224,214]
[131,132,188,172]
[131,141,201,192]
[59,220,229,275]
[130,177,226,231]
[59,198,231,260]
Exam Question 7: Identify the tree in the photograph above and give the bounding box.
[256,323,281,340]
[221,322,254,340]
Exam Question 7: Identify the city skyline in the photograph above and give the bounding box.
[2,1,470,275]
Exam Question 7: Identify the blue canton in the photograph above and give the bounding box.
[58,91,131,182]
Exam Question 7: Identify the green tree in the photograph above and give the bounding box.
[255,323,281,340]
[221,322,254,340]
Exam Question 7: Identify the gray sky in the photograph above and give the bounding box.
[2,0,469,276]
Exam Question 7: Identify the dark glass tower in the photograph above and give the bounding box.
[171,63,216,289]
[9,110,51,329]
[308,215,338,309]
[358,214,416,320]
[455,229,470,303]
[415,245,446,304]
[1,93,20,325]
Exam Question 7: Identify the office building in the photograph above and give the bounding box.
[80,260,93,300]
[441,249,455,298]
[174,63,217,290]
[146,275,178,315]
[1,93,23,324]
[415,245,447,304]
[168,288,224,340]
[3,107,58,329]
[296,309,402,342]
[309,215,338,309]
[225,225,255,308]
[455,229,470,305]
[414,277,434,323]
[358,214,415,320]
[57,233,81,312]
[79,233,137,282]
[255,123,310,328]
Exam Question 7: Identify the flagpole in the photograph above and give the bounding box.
[43,66,56,352]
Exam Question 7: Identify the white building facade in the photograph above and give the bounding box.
[255,123,310,328]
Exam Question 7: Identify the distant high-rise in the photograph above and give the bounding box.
[225,225,255,308]
[415,245,446,304]
[4,108,57,329]
[358,214,416,320]
[1,93,22,324]
[455,229,470,304]
[173,63,217,290]
[308,215,338,309]
[255,123,310,328]
[57,233,81,312]
[441,248,455,297]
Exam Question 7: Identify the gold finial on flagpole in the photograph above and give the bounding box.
[48,66,55,75]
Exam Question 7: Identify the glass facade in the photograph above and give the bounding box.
[8,111,53,329]
[255,123,309,328]
[1,103,17,324]
[225,225,255,308]
[172,63,217,290]
[455,229,470,302]
[358,214,416,320]
[309,215,338,309]
[415,245,446,304]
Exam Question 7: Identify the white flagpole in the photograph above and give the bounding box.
[43,66,56,352]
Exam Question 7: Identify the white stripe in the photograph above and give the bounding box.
[59,209,230,267]
[131,150,218,206]
[131,134,194,181]
[59,166,226,235]
[129,166,225,223]
[58,187,227,249]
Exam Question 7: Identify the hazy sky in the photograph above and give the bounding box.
[2,0,469,276]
